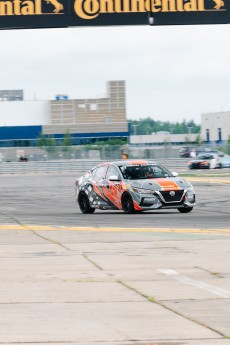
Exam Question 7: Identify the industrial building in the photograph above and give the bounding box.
[0,81,129,146]
[201,111,230,144]
[129,132,198,146]
[1,83,229,147]
[130,111,230,146]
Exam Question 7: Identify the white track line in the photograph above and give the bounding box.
[158,269,230,298]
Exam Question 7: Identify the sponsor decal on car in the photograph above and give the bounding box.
[153,178,180,191]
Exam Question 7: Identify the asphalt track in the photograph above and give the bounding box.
[0,173,230,230]
[0,172,230,345]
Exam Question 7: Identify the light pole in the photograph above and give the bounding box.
[131,124,140,136]
[187,126,192,144]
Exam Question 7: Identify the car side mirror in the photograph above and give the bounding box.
[172,172,178,177]
[109,175,121,181]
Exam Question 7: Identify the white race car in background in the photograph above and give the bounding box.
[188,153,222,169]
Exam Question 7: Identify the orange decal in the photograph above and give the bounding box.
[133,200,143,211]
[92,183,106,200]
[129,160,147,165]
[102,183,123,209]
[154,178,180,191]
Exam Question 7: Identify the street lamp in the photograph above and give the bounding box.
[131,124,140,136]
[187,126,192,143]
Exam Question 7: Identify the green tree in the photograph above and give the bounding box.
[129,118,200,135]
[226,135,230,155]
[37,133,56,149]
[45,136,57,153]
[37,133,47,147]
[63,130,72,146]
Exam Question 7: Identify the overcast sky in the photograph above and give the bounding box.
[0,24,229,124]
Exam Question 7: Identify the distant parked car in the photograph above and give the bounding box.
[220,156,230,168]
[188,153,222,169]
[18,155,28,162]
[197,150,225,159]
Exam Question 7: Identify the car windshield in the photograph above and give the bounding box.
[119,164,172,180]
[197,155,213,160]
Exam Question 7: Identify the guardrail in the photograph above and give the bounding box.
[0,159,189,175]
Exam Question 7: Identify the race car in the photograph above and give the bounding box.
[188,153,222,169]
[75,160,195,214]
[220,155,230,168]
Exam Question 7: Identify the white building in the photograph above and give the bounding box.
[201,111,230,143]
[0,81,128,145]
[0,101,48,127]
[129,132,198,145]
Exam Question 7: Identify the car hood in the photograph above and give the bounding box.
[129,177,190,191]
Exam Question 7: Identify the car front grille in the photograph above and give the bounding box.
[159,190,184,203]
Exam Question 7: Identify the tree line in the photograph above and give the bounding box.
[36,118,201,148]
[129,118,200,135]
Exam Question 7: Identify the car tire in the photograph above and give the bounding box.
[178,207,193,213]
[78,192,95,214]
[122,193,135,214]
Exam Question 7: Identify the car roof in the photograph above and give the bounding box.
[197,153,216,157]
[97,160,158,167]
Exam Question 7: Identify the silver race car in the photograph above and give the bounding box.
[76,160,196,214]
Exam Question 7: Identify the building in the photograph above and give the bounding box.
[0,81,128,146]
[201,111,230,144]
[129,132,198,146]
[0,89,23,101]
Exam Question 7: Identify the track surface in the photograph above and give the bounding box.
[0,173,230,345]
[0,173,229,229]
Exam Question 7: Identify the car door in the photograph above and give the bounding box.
[209,155,216,169]
[103,164,123,209]
[91,165,109,201]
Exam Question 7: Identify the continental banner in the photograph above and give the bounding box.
[0,0,229,29]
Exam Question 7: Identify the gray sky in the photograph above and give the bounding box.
[0,24,230,123]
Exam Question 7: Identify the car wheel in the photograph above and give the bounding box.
[122,193,135,214]
[178,207,193,213]
[78,192,95,214]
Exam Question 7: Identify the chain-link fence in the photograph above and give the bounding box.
[0,144,229,162]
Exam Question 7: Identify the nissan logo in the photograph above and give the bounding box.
[169,191,175,196]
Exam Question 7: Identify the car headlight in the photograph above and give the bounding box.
[132,187,153,194]
[186,185,194,195]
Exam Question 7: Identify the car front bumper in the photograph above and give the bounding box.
[134,190,195,211]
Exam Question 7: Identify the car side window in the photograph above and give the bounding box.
[106,165,121,179]
[91,168,97,177]
[94,166,107,179]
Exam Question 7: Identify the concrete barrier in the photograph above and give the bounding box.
[0,159,189,175]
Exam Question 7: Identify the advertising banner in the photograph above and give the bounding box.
[0,0,229,29]
[0,0,69,29]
